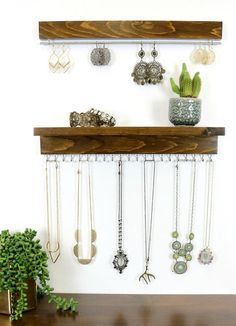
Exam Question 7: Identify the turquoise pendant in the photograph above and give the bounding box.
[174,261,187,274]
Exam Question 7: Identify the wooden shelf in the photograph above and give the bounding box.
[39,20,223,40]
[0,294,235,326]
[34,127,225,155]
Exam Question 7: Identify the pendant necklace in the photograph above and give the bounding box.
[113,161,129,273]
[171,159,197,274]
[45,159,61,263]
[139,160,156,284]
[198,157,214,265]
[73,162,97,264]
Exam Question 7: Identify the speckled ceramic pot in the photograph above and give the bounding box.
[169,97,201,126]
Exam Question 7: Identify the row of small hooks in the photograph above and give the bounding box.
[45,154,214,163]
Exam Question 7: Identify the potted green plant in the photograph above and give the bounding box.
[169,63,202,126]
[0,229,78,320]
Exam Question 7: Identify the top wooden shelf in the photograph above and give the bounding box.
[39,21,223,40]
[34,127,225,155]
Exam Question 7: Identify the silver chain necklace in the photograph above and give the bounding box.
[171,159,197,274]
[139,161,156,284]
[113,161,129,273]
[198,157,214,264]
[45,159,61,263]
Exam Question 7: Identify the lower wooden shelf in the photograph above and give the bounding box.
[34,127,225,154]
[0,294,235,326]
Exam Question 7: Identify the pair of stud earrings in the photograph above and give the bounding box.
[132,44,165,85]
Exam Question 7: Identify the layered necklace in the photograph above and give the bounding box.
[139,161,156,284]
[45,159,61,263]
[198,157,214,264]
[171,159,197,274]
[73,162,97,264]
[113,161,129,273]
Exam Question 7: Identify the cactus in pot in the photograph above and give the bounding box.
[169,63,202,126]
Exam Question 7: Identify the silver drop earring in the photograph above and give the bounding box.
[131,44,148,85]
[90,43,111,66]
[147,43,165,84]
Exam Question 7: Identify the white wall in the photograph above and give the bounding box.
[0,0,235,294]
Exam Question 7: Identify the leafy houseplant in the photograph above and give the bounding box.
[169,63,202,126]
[0,229,78,320]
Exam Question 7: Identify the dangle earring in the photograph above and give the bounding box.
[206,41,216,65]
[58,44,72,72]
[147,43,165,84]
[49,44,60,73]
[45,158,61,263]
[90,43,111,66]
[131,44,148,85]
[198,157,214,265]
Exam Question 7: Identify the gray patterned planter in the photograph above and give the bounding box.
[169,97,201,126]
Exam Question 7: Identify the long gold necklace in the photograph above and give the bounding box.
[45,158,61,263]
[73,162,97,264]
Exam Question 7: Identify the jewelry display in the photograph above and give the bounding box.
[198,157,214,265]
[112,161,129,273]
[146,44,165,84]
[171,159,197,274]
[70,109,116,127]
[131,44,148,85]
[73,162,97,264]
[90,43,111,66]
[49,44,72,73]
[139,161,156,284]
[45,159,61,263]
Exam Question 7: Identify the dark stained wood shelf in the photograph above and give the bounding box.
[0,294,235,326]
[39,20,223,40]
[34,127,225,155]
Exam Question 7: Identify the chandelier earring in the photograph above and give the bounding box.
[146,43,165,84]
[131,44,148,85]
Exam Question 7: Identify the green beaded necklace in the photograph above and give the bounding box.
[171,159,197,274]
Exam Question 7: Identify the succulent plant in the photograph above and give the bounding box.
[0,229,78,320]
[170,63,201,98]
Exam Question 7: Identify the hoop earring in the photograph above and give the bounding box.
[131,44,148,85]
[146,43,165,84]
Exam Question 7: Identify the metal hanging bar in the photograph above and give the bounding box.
[44,154,216,163]
[40,39,221,46]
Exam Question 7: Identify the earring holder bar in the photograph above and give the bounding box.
[44,154,216,163]
[41,39,221,46]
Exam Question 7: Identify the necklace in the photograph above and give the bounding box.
[73,162,97,264]
[113,161,129,273]
[198,157,214,264]
[139,161,156,284]
[45,159,61,263]
[171,159,197,274]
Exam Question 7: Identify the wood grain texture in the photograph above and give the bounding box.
[34,127,225,137]
[39,21,223,40]
[0,294,236,326]
[34,127,225,155]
